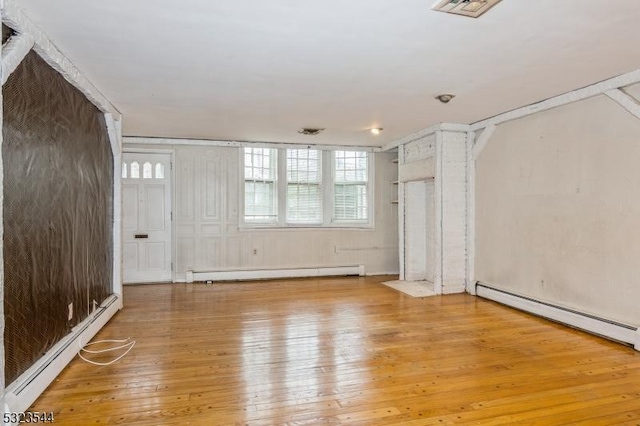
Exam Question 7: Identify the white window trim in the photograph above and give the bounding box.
[242,147,279,225]
[284,149,323,225]
[239,149,374,229]
[331,151,373,226]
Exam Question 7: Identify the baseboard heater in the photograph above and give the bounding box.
[4,294,123,414]
[476,283,639,351]
[187,265,365,283]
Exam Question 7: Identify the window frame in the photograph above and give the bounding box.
[332,150,371,225]
[286,149,323,225]
[243,147,279,225]
[239,148,374,229]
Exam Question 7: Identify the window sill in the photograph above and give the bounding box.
[238,224,374,231]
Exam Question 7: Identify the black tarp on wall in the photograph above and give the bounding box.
[2,24,14,44]
[2,50,113,384]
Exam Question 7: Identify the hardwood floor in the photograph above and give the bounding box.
[30,276,640,425]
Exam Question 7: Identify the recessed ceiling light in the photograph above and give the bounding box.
[370,128,383,135]
[435,94,456,103]
[298,128,325,136]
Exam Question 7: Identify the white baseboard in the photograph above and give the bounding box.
[476,284,639,351]
[4,294,123,413]
[366,270,400,276]
[190,265,364,282]
[442,283,466,294]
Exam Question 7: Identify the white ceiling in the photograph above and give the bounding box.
[16,0,640,147]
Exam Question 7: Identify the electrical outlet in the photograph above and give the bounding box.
[68,302,73,321]
[253,249,258,255]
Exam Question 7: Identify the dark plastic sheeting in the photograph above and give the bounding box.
[3,50,113,384]
[2,24,14,44]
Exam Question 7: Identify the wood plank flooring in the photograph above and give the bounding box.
[30,276,640,425]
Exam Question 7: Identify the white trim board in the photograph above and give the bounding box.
[4,295,123,413]
[605,89,640,120]
[470,69,640,131]
[0,31,34,85]
[476,284,639,351]
[105,114,123,297]
[472,125,496,160]
[465,130,476,295]
[188,265,364,283]
[382,123,470,152]
[124,136,381,152]
[367,270,401,276]
[398,146,406,280]
[433,130,444,295]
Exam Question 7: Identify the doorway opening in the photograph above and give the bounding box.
[122,151,173,283]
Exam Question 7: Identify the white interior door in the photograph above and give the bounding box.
[122,152,172,283]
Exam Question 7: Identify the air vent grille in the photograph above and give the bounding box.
[432,0,502,18]
[298,128,325,136]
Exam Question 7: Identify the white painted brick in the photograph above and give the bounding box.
[403,134,435,164]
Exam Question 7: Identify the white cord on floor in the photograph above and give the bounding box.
[78,337,136,366]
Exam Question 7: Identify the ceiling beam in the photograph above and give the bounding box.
[472,125,496,160]
[124,137,382,153]
[604,89,640,121]
[470,69,640,131]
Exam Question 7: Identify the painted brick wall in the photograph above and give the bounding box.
[439,131,468,293]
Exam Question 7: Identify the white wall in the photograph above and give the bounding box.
[404,180,428,281]
[439,130,468,294]
[403,180,436,282]
[475,93,640,327]
[396,129,468,293]
[125,143,399,278]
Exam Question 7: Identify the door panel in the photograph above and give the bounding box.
[146,243,166,269]
[122,185,139,230]
[122,152,172,283]
[146,186,166,230]
[123,243,139,271]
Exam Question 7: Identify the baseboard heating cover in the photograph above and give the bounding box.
[188,265,365,283]
[476,283,640,351]
[4,294,123,413]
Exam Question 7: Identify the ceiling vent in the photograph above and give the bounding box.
[298,128,325,136]
[432,0,502,18]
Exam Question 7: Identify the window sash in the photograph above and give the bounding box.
[334,151,368,183]
[333,151,368,222]
[334,183,368,221]
[286,149,322,224]
[287,183,322,223]
[244,148,277,223]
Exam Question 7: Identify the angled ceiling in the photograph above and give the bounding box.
[16,0,640,147]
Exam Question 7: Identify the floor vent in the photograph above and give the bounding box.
[432,0,502,18]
